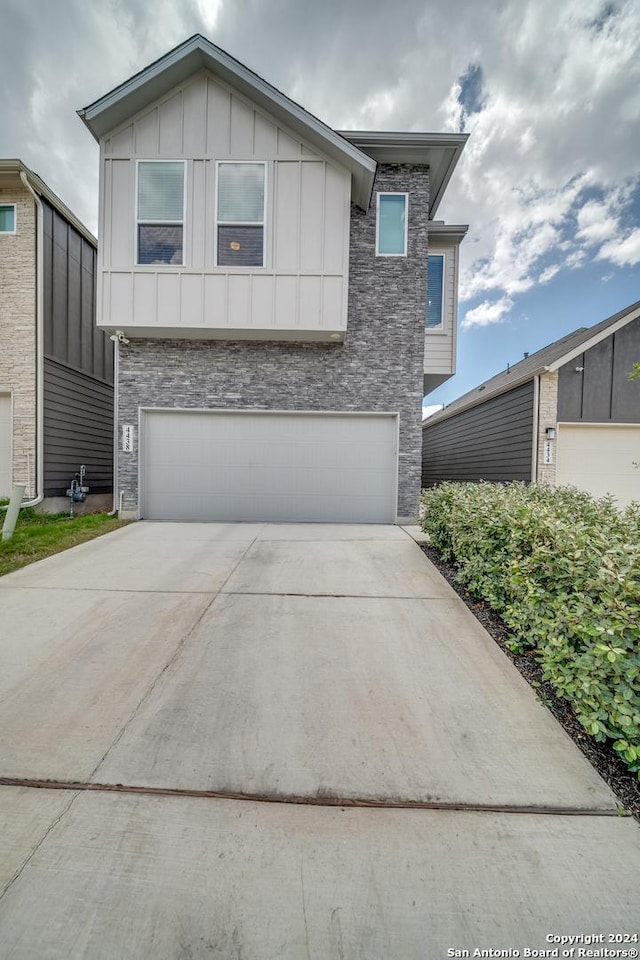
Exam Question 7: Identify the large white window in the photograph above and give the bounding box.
[426,253,445,329]
[216,162,266,267]
[0,204,16,234]
[137,161,185,265]
[376,193,408,256]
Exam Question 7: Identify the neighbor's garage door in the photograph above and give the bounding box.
[556,423,640,507]
[141,410,398,522]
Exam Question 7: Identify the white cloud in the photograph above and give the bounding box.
[422,404,443,420]
[539,264,560,283]
[597,227,640,266]
[0,0,638,306]
[462,296,514,329]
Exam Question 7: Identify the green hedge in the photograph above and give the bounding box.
[421,482,640,776]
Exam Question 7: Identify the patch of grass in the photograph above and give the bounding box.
[0,509,131,577]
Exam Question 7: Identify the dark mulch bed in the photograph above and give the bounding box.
[420,542,640,824]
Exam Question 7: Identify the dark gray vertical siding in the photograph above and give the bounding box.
[612,319,640,421]
[41,198,114,496]
[42,199,113,384]
[43,358,113,496]
[557,317,640,423]
[422,381,534,486]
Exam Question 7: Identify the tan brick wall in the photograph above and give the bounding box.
[536,370,558,485]
[0,180,36,496]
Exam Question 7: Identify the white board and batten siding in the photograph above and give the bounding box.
[99,72,350,338]
[423,245,457,380]
[141,410,399,523]
[556,423,640,508]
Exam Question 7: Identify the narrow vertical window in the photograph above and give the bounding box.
[426,254,445,329]
[216,162,266,267]
[137,162,184,265]
[376,193,407,256]
[0,204,16,234]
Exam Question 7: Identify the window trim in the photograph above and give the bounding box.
[426,251,446,332]
[0,203,17,235]
[214,160,268,269]
[375,192,408,257]
[135,159,186,267]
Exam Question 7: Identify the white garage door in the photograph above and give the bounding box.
[0,394,12,498]
[556,423,640,507]
[141,410,398,522]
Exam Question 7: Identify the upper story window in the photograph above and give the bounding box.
[137,161,184,265]
[426,253,445,329]
[216,162,266,267]
[0,204,16,234]
[376,193,408,257]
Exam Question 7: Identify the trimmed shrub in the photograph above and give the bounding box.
[421,482,640,776]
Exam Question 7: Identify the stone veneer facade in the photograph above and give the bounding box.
[536,370,559,485]
[116,164,429,519]
[0,182,36,497]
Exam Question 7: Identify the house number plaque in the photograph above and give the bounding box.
[122,424,135,452]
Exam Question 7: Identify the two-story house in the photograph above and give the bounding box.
[0,160,114,511]
[79,35,468,523]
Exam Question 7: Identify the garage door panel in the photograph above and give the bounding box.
[142,411,397,522]
[556,424,640,507]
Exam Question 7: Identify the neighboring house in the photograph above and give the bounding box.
[78,34,468,523]
[422,300,640,506]
[0,160,114,510]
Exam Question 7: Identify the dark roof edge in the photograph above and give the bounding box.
[423,298,640,428]
[0,159,96,246]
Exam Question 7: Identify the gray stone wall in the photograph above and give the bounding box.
[117,164,429,519]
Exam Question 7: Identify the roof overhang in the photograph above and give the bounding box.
[78,34,377,210]
[428,221,469,243]
[0,159,96,246]
[338,131,468,218]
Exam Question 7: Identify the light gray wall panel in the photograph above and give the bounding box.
[100,72,351,336]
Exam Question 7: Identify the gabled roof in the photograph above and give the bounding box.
[0,159,96,245]
[78,35,467,214]
[423,299,640,427]
[78,34,377,209]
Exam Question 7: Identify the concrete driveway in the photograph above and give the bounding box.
[0,522,638,957]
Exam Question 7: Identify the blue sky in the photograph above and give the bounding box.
[1,0,638,410]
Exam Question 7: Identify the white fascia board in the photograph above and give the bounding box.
[546,302,640,371]
[339,131,468,217]
[428,223,469,244]
[78,35,376,209]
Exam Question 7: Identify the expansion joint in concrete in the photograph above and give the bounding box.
[0,778,627,818]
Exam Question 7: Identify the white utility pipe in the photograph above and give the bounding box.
[107,338,119,515]
[2,172,45,510]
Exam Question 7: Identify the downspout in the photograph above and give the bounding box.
[16,171,44,507]
[531,375,540,483]
[107,338,119,515]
